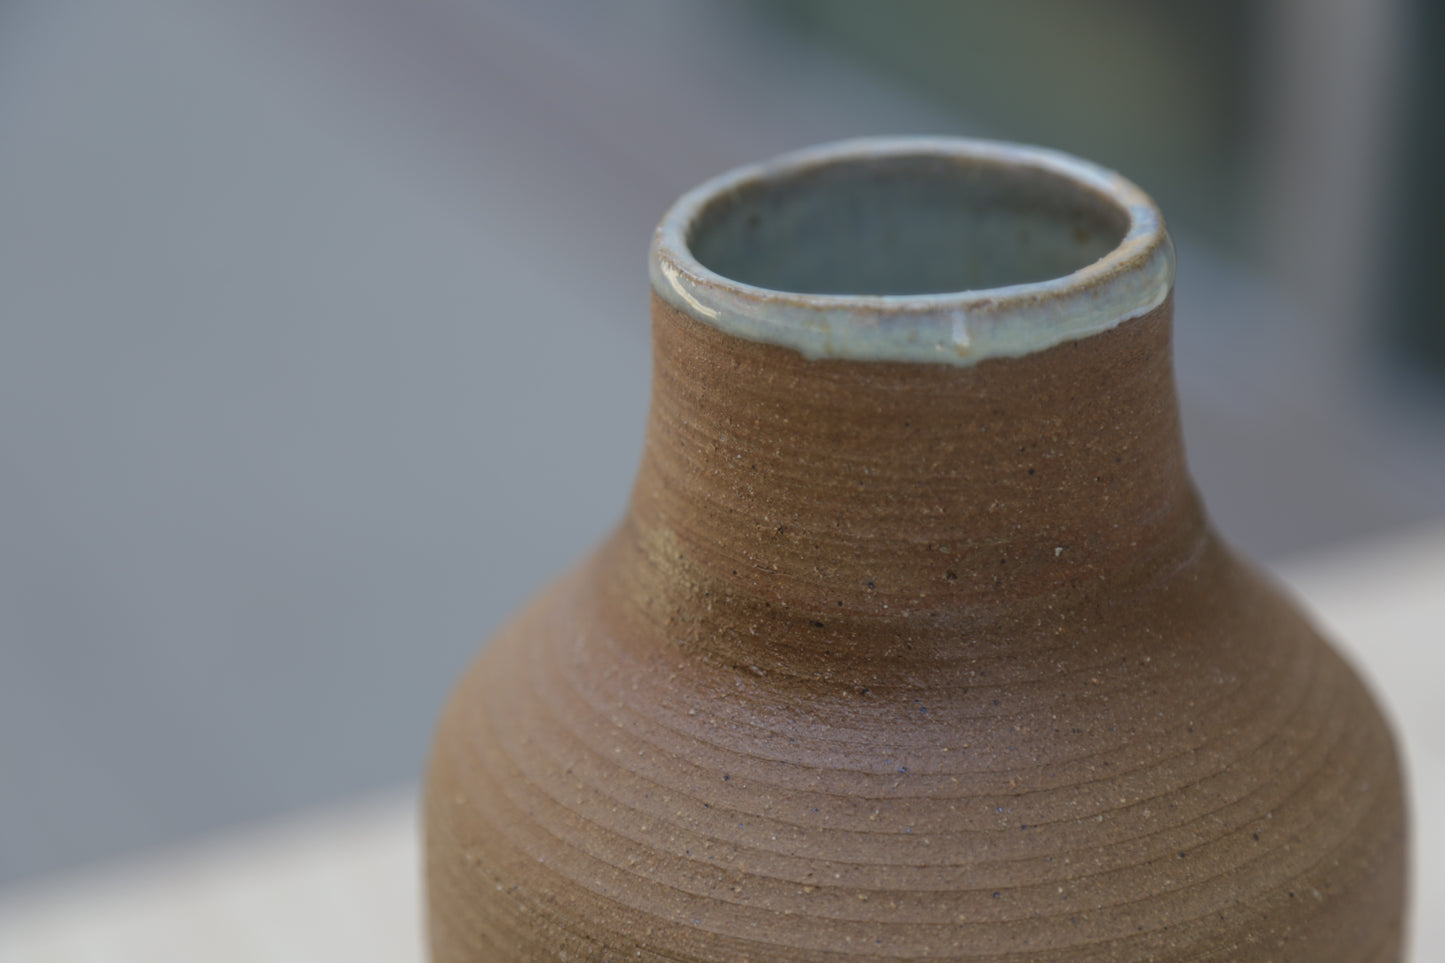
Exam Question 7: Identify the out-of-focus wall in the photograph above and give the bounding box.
[1390,0,1445,375]
[764,1,1260,253]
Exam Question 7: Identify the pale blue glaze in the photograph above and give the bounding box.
[650,137,1175,365]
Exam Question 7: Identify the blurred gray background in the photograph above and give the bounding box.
[3,0,1444,888]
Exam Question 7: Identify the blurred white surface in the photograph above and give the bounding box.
[0,795,422,962]
[1,527,1441,962]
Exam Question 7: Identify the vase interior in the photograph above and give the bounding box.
[687,153,1131,296]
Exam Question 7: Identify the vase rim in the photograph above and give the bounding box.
[649,136,1175,366]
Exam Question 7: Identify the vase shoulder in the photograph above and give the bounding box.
[427,527,1404,961]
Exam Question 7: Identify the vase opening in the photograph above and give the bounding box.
[686,152,1130,297]
[650,138,1175,365]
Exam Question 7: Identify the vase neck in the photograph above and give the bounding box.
[614,295,1204,638]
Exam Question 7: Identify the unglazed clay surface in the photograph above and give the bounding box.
[426,139,1405,961]
[428,298,1404,960]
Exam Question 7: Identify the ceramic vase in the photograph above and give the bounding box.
[425,138,1406,961]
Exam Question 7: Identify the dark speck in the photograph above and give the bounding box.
[1027,468,1036,475]
[898,766,908,774]
[809,620,825,628]
[723,774,730,781]
[992,699,1000,706]
[992,892,1001,899]
[1253,833,1259,841]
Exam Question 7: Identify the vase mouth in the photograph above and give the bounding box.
[649,136,1175,365]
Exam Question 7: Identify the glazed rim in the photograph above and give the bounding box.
[649,136,1175,365]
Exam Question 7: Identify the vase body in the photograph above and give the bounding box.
[426,140,1406,961]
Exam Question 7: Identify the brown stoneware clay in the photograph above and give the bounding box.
[426,139,1407,960]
